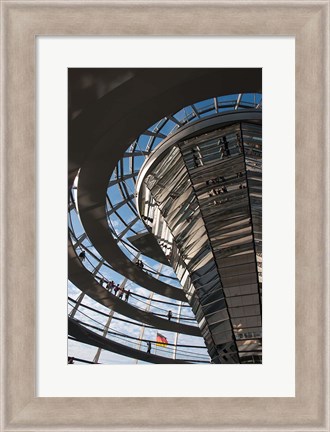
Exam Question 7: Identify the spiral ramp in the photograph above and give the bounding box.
[68,69,262,364]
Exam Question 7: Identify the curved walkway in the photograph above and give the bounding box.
[69,318,191,364]
[69,238,201,337]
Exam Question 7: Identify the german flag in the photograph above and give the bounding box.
[156,333,168,347]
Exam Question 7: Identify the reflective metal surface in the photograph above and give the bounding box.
[137,115,262,363]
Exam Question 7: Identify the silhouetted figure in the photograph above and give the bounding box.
[135,259,144,269]
[167,310,173,321]
[118,288,124,299]
[236,133,243,152]
[125,290,130,302]
[79,251,86,261]
[114,284,120,296]
[193,156,200,168]
[223,136,230,156]
[136,260,144,269]
[147,341,151,354]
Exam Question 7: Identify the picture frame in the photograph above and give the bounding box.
[1,1,329,431]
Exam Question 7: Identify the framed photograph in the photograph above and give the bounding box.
[39,39,293,399]
[1,2,329,431]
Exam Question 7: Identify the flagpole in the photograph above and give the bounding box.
[172,301,182,360]
[136,263,163,362]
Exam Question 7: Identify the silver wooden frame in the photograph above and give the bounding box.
[0,1,329,431]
